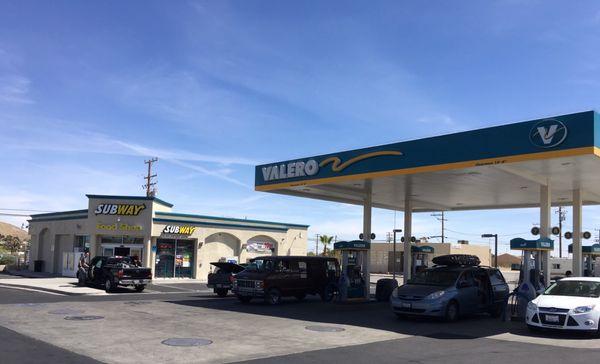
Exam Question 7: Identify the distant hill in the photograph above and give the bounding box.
[0,221,29,241]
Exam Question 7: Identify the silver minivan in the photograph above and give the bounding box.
[390,259,509,321]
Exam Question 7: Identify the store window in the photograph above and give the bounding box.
[100,235,144,261]
[155,239,195,278]
[74,235,89,252]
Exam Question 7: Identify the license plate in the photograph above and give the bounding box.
[545,315,559,323]
[134,280,141,284]
[401,303,412,309]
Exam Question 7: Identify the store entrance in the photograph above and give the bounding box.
[100,236,144,262]
[155,239,195,278]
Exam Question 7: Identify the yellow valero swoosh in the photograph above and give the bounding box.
[319,151,403,172]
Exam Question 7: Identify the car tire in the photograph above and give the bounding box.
[444,301,459,322]
[105,279,115,293]
[216,289,228,298]
[237,295,252,303]
[295,293,306,301]
[266,288,282,305]
[134,284,145,292]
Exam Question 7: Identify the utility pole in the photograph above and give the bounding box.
[556,207,567,258]
[143,158,158,197]
[431,211,447,243]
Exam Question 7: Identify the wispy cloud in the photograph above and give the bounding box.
[0,116,255,188]
[0,75,32,104]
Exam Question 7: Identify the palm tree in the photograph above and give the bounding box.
[319,235,334,256]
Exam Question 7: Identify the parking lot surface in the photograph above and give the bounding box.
[2,283,600,364]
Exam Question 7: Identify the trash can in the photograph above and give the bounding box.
[34,260,44,272]
[375,278,398,302]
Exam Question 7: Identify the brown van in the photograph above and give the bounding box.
[232,256,340,304]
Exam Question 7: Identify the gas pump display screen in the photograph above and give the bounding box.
[348,257,357,265]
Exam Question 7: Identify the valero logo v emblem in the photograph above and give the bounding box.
[529,119,567,148]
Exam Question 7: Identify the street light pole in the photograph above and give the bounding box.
[482,233,498,268]
[393,229,403,280]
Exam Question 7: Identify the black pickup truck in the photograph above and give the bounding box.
[78,256,152,293]
[207,262,246,297]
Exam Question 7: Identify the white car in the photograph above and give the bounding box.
[526,277,600,333]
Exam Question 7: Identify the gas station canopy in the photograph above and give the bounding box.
[256,110,600,279]
[255,111,600,212]
[568,243,600,255]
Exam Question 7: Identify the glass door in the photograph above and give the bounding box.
[175,240,195,278]
[155,239,175,278]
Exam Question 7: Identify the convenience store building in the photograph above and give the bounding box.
[28,194,308,280]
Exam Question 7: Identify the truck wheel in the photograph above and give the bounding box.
[215,288,228,297]
[444,301,459,322]
[237,295,252,303]
[134,285,145,292]
[295,293,306,301]
[266,288,282,305]
[105,279,115,293]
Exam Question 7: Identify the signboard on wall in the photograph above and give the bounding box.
[246,241,274,253]
[161,225,197,238]
[94,203,146,216]
[96,223,143,232]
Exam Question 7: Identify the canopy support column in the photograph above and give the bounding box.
[573,188,583,276]
[403,192,413,284]
[362,180,372,296]
[540,184,551,287]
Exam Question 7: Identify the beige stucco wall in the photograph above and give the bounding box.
[28,217,88,273]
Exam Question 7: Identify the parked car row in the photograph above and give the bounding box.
[208,254,600,336]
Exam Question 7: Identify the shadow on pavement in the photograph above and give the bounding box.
[168,295,600,341]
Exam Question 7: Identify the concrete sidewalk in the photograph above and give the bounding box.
[0,277,107,296]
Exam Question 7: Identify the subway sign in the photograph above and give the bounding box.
[162,225,197,235]
[94,203,146,216]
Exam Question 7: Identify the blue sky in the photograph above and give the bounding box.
[2,1,600,255]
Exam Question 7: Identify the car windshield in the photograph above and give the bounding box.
[544,280,600,298]
[408,269,461,286]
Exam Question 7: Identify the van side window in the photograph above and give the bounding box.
[488,269,506,285]
[275,260,291,272]
[326,260,337,272]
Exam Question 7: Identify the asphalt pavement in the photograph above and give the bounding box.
[2,282,600,364]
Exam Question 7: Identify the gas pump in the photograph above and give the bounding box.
[510,237,553,317]
[333,240,370,302]
[411,245,434,277]
[568,244,600,276]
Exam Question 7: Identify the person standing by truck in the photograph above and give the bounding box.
[77,251,90,286]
